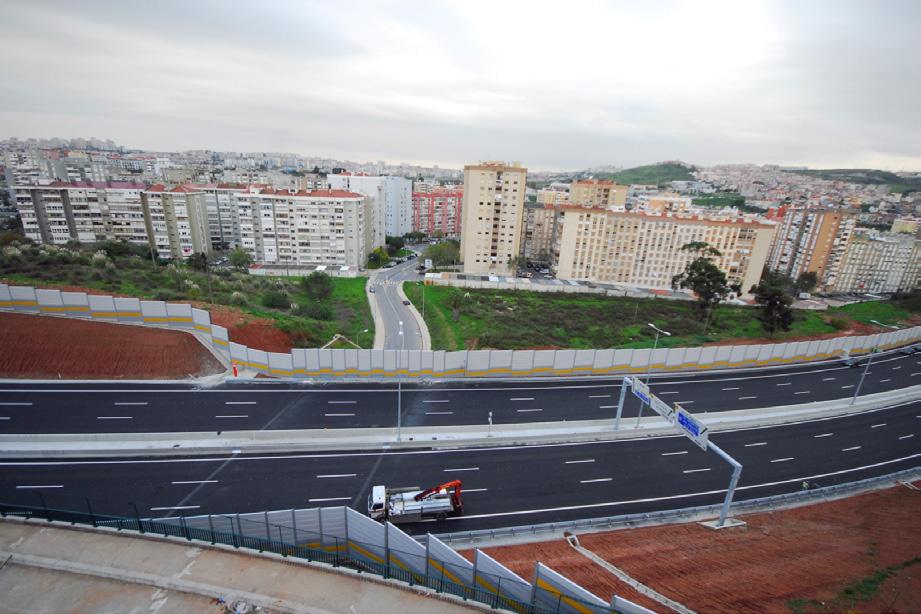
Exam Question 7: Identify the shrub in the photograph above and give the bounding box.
[91,250,109,267]
[155,289,180,301]
[829,316,850,331]
[261,290,289,309]
[302,301,333,320]
[230,291,248,307]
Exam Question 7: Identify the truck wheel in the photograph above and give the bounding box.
[436,512,447,521]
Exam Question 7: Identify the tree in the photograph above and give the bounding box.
[385,235,405,252]
[795,271,818,294]
[671,242,730,323]
[302,271,333,302]
[187,252,209,272]
[261,289,289,309]
[423,241,460,268]
[229,247,252,272]
[445,289,465,321]
[750,277,794,338]
[403,231,426,243]
[367,246,390,268]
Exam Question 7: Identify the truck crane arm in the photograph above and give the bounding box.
[414,479,463,509]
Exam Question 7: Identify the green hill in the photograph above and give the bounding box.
[789,168,921,194]
[595,163,696,186]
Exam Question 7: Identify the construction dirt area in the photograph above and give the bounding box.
[0,312,225,379]
[473,482,921,614]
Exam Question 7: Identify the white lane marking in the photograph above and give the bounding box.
[425,411,454,415]
[215,415,248,418]
[324,413,355,417]
[0,402,32,406]
[510,397,534,401]
[565,459,595,464]
[794,391,811,395]
[464,488,489,493]
[422,400,450,403]
[327,400,356,404]
[661,451,688,456]
[899,434,914,440]
[150,505,200,511]
[443,467,479,472]
[822,377,836,381]
[892,366,901,370]
[588,395,611,398]
[842,446,861,452]
[739,396,757,400]
[516,408,543,413]
[841,385,855,389]
[580,478,613,483]
[871,423,887,428]
[745,442,767,447]
[0,417,10,420]
[912,373,921,376]
[308,497,351,503]
[171,480,218,485]
[434,453,921,521]
[771,457,794,463]
[880,379,891,383]
[676,400,694,405]
[776,383,792,386]
[814,433,834,438]
[317,474,357,478]
[114,402,148,406]
[722,387,740,391]
[96,416,132,420]
[16,485,63,489]
[599,405,616,409]
[657,391,679,395]
[225,401,256,405]
[683,468,711,474]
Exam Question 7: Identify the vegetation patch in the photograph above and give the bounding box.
[595,163,696,186]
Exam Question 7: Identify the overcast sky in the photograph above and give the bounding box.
[2,0,919,171]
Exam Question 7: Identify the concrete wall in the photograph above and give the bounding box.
[3,282,920,380]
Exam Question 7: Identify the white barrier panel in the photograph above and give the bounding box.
[268,352,293,375]
[36,288,63,307]
[533,561,609,614]
[140,300,167,319]
[426,533,474,588]
[61,291,89,308]
[386,521,427,578]
[9,286,38,311]
[467,350,491,375]
[115,297,142,321]
[320,507,347,549]
[574,350,595,373]
[344,508,387,566]
[473,549,533,609]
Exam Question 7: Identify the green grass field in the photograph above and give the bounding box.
[0,242,372,348]
[403,283,844,350]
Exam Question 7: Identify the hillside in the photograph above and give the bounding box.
[789,168,921,194]
[595,162,696,186]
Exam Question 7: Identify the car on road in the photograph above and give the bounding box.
[402,300,411,306]
[900,343,921,355]
[369,287,376,293]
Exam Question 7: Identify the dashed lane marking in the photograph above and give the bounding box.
[842,446,862,452]
[776,383,792,386]
[327,400,356,404]
[0,402,31,406]
[150,505,200,511]
[739,396,757,400]
[745,442,767,447]
[588,395,611,398]
[580,478,613,483]
[215,415,248,418]
[443,467,479,472]
[516,408,543,413]
[225,401,257,405]
[682,468,711,474]
[114,402,148,406]
[871,423,887,428]
[722,387,740,391]
[308,497,351,503]
[814,433,834,438]
[510,397,535,401]
[16,485,63,489]
[324,413,355,417]
[171,480,218,485]
[317,474,357,478]
[423,400,450,403]
[425,411,453,415]
[771,457,794,463]
[96,416,132,420]
[899,434,914,440]
[565,459,596,464]
[661,451,688,456]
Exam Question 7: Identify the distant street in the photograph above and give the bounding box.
[368,251,428,351]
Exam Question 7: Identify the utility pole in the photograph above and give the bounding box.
[636,323,671,428]
[851,319,899,405]
[397,320,404,442]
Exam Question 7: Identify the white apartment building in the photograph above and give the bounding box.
[232,187,372,268]
[14,181,147,246]
[141,185,211,259]
[826,231,920,294]
[556,207,775,297]
[569,179,628,208]
[768,207,856,287]
[200,183,246,249]
[328,174,411,241]
[460,161,528,275]
[536,187,570,205]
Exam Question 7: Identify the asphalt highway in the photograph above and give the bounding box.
[369,257,425,350]
[1,352,920,433]
[1,400,918,533]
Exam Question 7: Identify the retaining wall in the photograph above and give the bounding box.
[3,283,919,380]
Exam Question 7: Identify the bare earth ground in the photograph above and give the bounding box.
[0,312,224,379]
[472,483,921,614]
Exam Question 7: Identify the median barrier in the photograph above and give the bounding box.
[3,282,921,381]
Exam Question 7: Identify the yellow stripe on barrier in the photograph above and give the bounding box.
[142,316,193,323]
[0,300,39,306]
[535,578,596,614]
[39,305,91,312]
[91,311,141,318]
[194,324,210,332]
[212,338,228,346]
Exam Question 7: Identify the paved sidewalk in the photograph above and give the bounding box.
[0,520,479,614]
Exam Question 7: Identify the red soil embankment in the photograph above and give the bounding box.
[0,312,224,379]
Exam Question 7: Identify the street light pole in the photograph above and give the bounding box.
[358,328,369,349]
[397,320,404,442]
[636,323,671,428]
[851,319,899,406]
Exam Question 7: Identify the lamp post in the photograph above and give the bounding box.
[397,320,404,442]
[357,328,369,349]
[635,323,671,428]
[851,319,899,405]
[420,281,425,319]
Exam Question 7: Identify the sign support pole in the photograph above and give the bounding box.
[708,441,743,528]
[614,377,629,430]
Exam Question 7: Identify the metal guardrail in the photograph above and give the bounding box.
[434,467,921,544]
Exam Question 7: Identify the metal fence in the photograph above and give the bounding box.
[3,282,920,380]
[0,492,653,614]
[434,467,921,545]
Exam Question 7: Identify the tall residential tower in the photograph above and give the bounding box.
[460,161,527,275]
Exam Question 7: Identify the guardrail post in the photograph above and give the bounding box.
[555,593,563,613]
[493,577,502,609]
[333,537,340,567]
[84,497,96,528]
[264,511,271,546]
[37,492,50,522]
[180,512,191,541]
[208,514,215,544]
[131,503,144,534]
[291,509,298,546]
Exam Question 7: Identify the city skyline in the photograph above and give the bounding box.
[3,1,921,172]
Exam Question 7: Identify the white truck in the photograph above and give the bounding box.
[367,480,463,523]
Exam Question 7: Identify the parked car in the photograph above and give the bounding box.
[369,287,376,293]
[900,343,921,355]
[539,268,550,274]
[402,300,411,306]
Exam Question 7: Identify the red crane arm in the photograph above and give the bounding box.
[414,479,463,507]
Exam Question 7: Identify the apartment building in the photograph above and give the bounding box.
[412,187,463,237]
[824,231,920,294]
[768,208,856,285]
[328,174,411,241]
[639,193,693,214]
[141,185,211,259]
[520,203,560,263]
[14,181,147,246]
[556,207,775,297]
[536,186,569,205]
[460,161,527,275]
[233,187,372,268]
[569,178,628,208]
[199,183,247,249]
